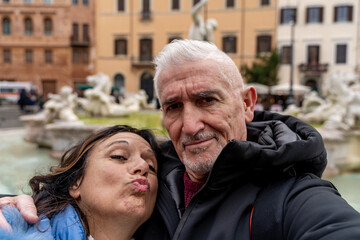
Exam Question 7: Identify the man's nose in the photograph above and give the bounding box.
[181,104,204,136]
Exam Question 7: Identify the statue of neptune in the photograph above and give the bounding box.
[188,0,218,43]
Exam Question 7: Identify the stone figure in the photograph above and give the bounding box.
[43,86,79,123]
[284,71,360,130]
[188,0,218,43]
[78,73,153,117]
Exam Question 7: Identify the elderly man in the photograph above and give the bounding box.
[1,40,360,239]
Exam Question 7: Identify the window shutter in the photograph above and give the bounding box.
[348,6,353,21]
[319,7,323,23]
[306,8,309,23]
[280,9,284,23]
[334,7,338,22]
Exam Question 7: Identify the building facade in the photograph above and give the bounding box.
[277,0,360,96]
[0,0,95,99]
[96,0,278,102]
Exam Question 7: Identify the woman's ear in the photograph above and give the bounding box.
[69,179,81,200]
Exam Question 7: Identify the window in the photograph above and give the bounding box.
[334,6,353,22]
[72,48,80,64]
[256,35,272,54]
[24,0,32,3]
[44,18,52,35]
[168,36,182,43]
[306,7,323,23]
[25,49,33,64]
[226,0,234,8]
[2,17,11,35]
[280,8,296,24]
[193,0,200,6]
[3,0,10,3]
[72,48,88,64]
[172,0,179,10]
[72,23,79,42]
[83,0,88,5]
[72,0,78,4]
[3,49,11,63]
[82,49,89,64]
[24,17,33,35]
[83,24,89,42]
[281,46,291,64]
[336,44,347,64]
[307,45,320,64]
[261,0,270,6]
[43,0,52,4]
[44,50,52,64]
[117,0,125,11]
[139,38,152,61]
[142,0,151,20]
[222,36,237,53]
[114,39,127,55]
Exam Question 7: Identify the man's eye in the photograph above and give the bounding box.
[200,97,215,104]
[204,97,214,102]
[110,155,127,161]
[166,103,180,112]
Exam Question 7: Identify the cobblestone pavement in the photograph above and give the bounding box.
[0,103,36,129]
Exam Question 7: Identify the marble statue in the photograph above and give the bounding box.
[77,73,154,117]
[284,71,360,130]
[188,0,218,43]
[43,86,79,123]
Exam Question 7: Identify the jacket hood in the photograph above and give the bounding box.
[160,111,327,188]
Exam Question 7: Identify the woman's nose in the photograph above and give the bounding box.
[131,157,149,176]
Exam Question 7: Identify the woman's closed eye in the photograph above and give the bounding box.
[148,164,156,173]
[110,155,127,161]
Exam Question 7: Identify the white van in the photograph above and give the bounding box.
[0,81,36,103]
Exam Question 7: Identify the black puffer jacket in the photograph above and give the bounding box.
[136,111,360,240]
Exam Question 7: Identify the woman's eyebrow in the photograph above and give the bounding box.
[146,149,155,154]
[105,140,129,149]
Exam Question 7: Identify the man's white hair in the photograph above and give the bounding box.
[153,39,243,99]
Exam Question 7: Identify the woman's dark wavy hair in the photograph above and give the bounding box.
[29,125,162,235]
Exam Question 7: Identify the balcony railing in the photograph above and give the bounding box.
[298,63,328,73]
[70,35,90,47]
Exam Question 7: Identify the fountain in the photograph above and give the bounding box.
[20,73,156,159]
[284,71,360,177]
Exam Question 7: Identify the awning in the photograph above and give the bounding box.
[271,83,311,95]
[244,83,270,95]
[76,84,93,90]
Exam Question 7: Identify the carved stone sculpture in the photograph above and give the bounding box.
[188,0,218,43]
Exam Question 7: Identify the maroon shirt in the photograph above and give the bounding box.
[183,172,205,208]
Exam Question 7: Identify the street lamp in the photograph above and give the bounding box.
[286,20,295,107]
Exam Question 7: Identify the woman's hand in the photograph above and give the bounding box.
[0,195,38,231]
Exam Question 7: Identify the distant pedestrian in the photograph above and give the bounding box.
[17,89,28,111]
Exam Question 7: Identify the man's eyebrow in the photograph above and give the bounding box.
[105,140,129,149]
[195,90,220,97]
[162,97,177,107]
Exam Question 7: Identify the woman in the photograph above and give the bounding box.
[1,125,161,240]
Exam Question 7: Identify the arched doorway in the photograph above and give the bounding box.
[114,73,125,94]
[305,79,318,92]
[140,72,154,104]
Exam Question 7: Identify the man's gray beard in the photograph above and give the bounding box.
[181,132,223,174]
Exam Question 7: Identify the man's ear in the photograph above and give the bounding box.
[242,86,257,123]
[69,179,81,200]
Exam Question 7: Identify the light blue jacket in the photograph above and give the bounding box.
[0,205,87,240]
